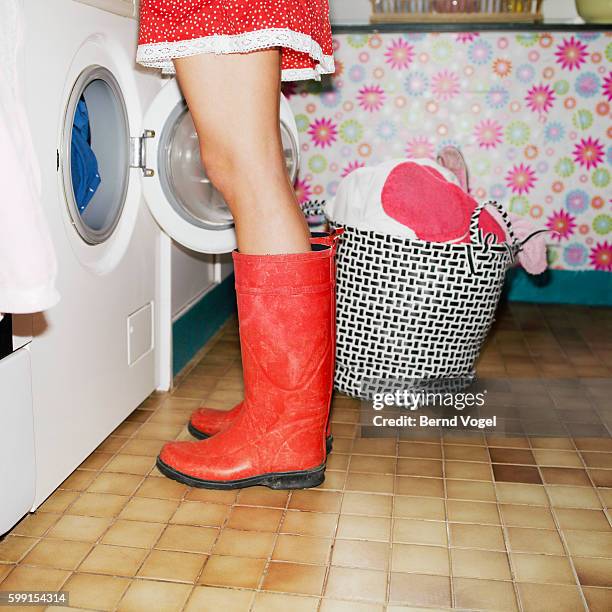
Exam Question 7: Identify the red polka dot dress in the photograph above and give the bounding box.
[137,0,335,82]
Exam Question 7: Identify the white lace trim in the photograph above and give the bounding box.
[136,27,335,82]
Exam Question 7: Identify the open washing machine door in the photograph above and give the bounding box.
[140,79,300,254]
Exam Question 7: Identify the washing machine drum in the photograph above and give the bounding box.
[141,79,300,254]
[157,103,233,230]
[157,98,300,231]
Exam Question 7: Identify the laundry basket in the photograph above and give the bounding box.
[303,199,537,399]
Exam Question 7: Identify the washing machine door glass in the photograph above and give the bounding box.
[61,66,130,245]
[142,79,300,255]
[159,101,233,230]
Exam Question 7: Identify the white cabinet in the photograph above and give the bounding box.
[0,347,36,535]
[72,0,137,18]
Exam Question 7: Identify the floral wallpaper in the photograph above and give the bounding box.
[284,31,612,272]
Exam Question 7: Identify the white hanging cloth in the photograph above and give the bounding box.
[0,0,60,315]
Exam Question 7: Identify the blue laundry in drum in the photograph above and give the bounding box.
[71,97,101,213]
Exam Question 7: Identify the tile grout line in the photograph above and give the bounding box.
[316,420,352,611]
[524,425,590,612]
[247,485,292,611]
[440,433,455,610]
[488,431,526,612]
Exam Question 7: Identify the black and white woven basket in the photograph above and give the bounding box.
[303,199,540,399]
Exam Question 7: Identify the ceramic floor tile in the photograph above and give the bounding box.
[331,539,389,571]
[445,460,493,481]
[272,532,333,565]
[104,454,154,476]
[349,455,397,474]
[0,536,38,563]
[394,476,444,498]
[446,479,498,501]
[67,493,129,519]
[252,592,319,612]
[451,548,512,580]
[78,544,148,577]
[346,473,395,494]
[506,527,565,555]
[10,513,61,538]
[393,496,446,521]
[546,485,602,509]
[237,487,290,509]
[341,492,392,517]
[324,566,387,602]
[388,572,451,607]
[155,525,218,554]
[398,441,443,459]
[88,473,143,496]
[392,543,449,575]
[453,577,518,611]
[495,483,549,506]
[392,518,447,547]
[540,467,591,487]
[336,515,391,541]
[554,508,611,531]
[46,515,112,543]
[516,582,584,611]
[262,561,326,596]
[184,586,254,612]
[582,586,612,612]
[101,520,164,549]
[226,506,283,532]
[21,539,92,571]
[280,511,338,538]
[511,553,576,585]
[118,498,179,523]
[62,573,130,611]
[137,549,206,583]
[170,501,229,528]
[563,530,612,558]
[214,529,276,559]
[0,565,69,592]
[493,464,543,485]
[446,500,500,525]
[198,555,265,589]
[37,490,80,514]
[573,557,612,588]
[449,523,506,551]
[117,578,191,612]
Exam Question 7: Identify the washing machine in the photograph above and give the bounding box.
[21,0,300,509]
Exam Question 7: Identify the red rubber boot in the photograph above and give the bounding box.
[187,230,341,453]
[157,243,335,489]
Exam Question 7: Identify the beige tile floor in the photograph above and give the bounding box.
[1,302,611,611]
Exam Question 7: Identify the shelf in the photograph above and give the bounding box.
[331,20,611,33]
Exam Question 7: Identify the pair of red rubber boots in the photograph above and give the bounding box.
[156,231,339,490]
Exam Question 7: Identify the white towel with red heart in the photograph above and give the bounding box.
[325,158,547,274]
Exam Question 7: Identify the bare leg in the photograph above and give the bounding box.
[173,49,311,255]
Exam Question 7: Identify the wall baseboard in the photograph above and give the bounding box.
[172,268,609,376]
[172,274,237,376]
[505,268,612,307]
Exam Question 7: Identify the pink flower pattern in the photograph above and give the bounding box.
[308,117,338,149]
[555,36,588,71]
[573,137,605,170]
[546,210,576,242]
[505,163,537,195]
[525,83,556,115]
[384,38,415,70]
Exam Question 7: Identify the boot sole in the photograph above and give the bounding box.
[188,421,334,455]
[156,456,326,490]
